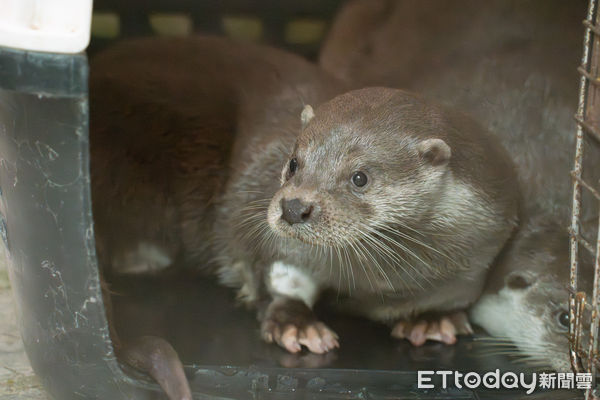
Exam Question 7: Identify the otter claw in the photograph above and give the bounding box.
[391,311,472,346]
[299,322,339,354]
[261,298,339,354]
[262,320,339,354]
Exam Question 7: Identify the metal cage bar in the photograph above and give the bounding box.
[570,0,600,398]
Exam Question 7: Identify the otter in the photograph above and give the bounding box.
[91,37,519,364]
[90,36,341,398]
[90,36,342,277]
[216,87,520,351]
[470,216,593,372]
[318,0,599,362]
[319,0,597,221]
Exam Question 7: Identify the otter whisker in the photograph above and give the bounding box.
[359,226,430,289]
[241,215,270,240]
[335,245,344,294]
[345,237,375,292]
[338,242,352,294]
[358,233,405,291]
[328,245,334,283]
[374,225,459,283]
[356,229,415,291]
[372,222,459,274]
[235,190,271,196]
[234,214,266,230]
[377,223,457,267]
[349,237,384,294]
[342,245,356,293]
[233,202,271,228]
[358,234,413,290]
[252,222,275,254]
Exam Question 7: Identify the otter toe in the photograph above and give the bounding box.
[262,320,339,354]
[392,312,473,346]
[261,298,338,354]
[280,325,302,353]
[438,317,457,344]
[298,322,340,353]
[425,321,443,342]
[390,321,407,339]
[449,311,474,335]
[408,320,428,346]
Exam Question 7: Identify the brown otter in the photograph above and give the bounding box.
[90,36,342,397]
[216,87,520,352]
[318,0,593,284]
[319,0,596,221]
[318,0,599,362]
[90,36,342,277]
[470,216,593,372]
[91,37,519,362]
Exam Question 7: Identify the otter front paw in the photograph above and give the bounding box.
[260,298,339,354]
[391,311,473,346]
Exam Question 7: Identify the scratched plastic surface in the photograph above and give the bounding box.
[0,47,141,399]
[111,275,583,399]
[0,46,584,400]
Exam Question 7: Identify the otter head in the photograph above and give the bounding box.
[470,217,593,372]
[267,88,453,249]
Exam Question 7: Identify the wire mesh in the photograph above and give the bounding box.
[570,0,600,398]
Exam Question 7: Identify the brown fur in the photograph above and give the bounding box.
[319,0,597,222]
[91,37,519,355]
[90,36,342,275]
[90,35,343,393]
[318,0,598,363]
[219,87,520,323]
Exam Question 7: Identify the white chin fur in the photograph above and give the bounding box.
[470,288,549,366]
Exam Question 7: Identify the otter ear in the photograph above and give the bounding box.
[417,138,451,166]
[301,105,315,128]
[506,272,534,290]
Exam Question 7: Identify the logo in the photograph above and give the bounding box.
[417,370,592,394]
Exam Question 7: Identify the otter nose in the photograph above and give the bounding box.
[280,198,313,225]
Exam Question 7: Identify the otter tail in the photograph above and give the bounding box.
[119,336,192,400]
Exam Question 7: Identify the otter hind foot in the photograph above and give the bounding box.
[391,311,474,346]
[261,298,339,354]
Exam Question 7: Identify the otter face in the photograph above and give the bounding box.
[470,219,592,372]
[267,100,452,248]
[471,270,574,371]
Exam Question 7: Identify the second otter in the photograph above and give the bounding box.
[470,216,593,372]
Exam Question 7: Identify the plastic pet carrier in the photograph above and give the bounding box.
[0,0,597,399]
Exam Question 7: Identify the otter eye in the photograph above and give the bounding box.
[352,171,368,187]
[557,311,569,329]
[289,158,298,177]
